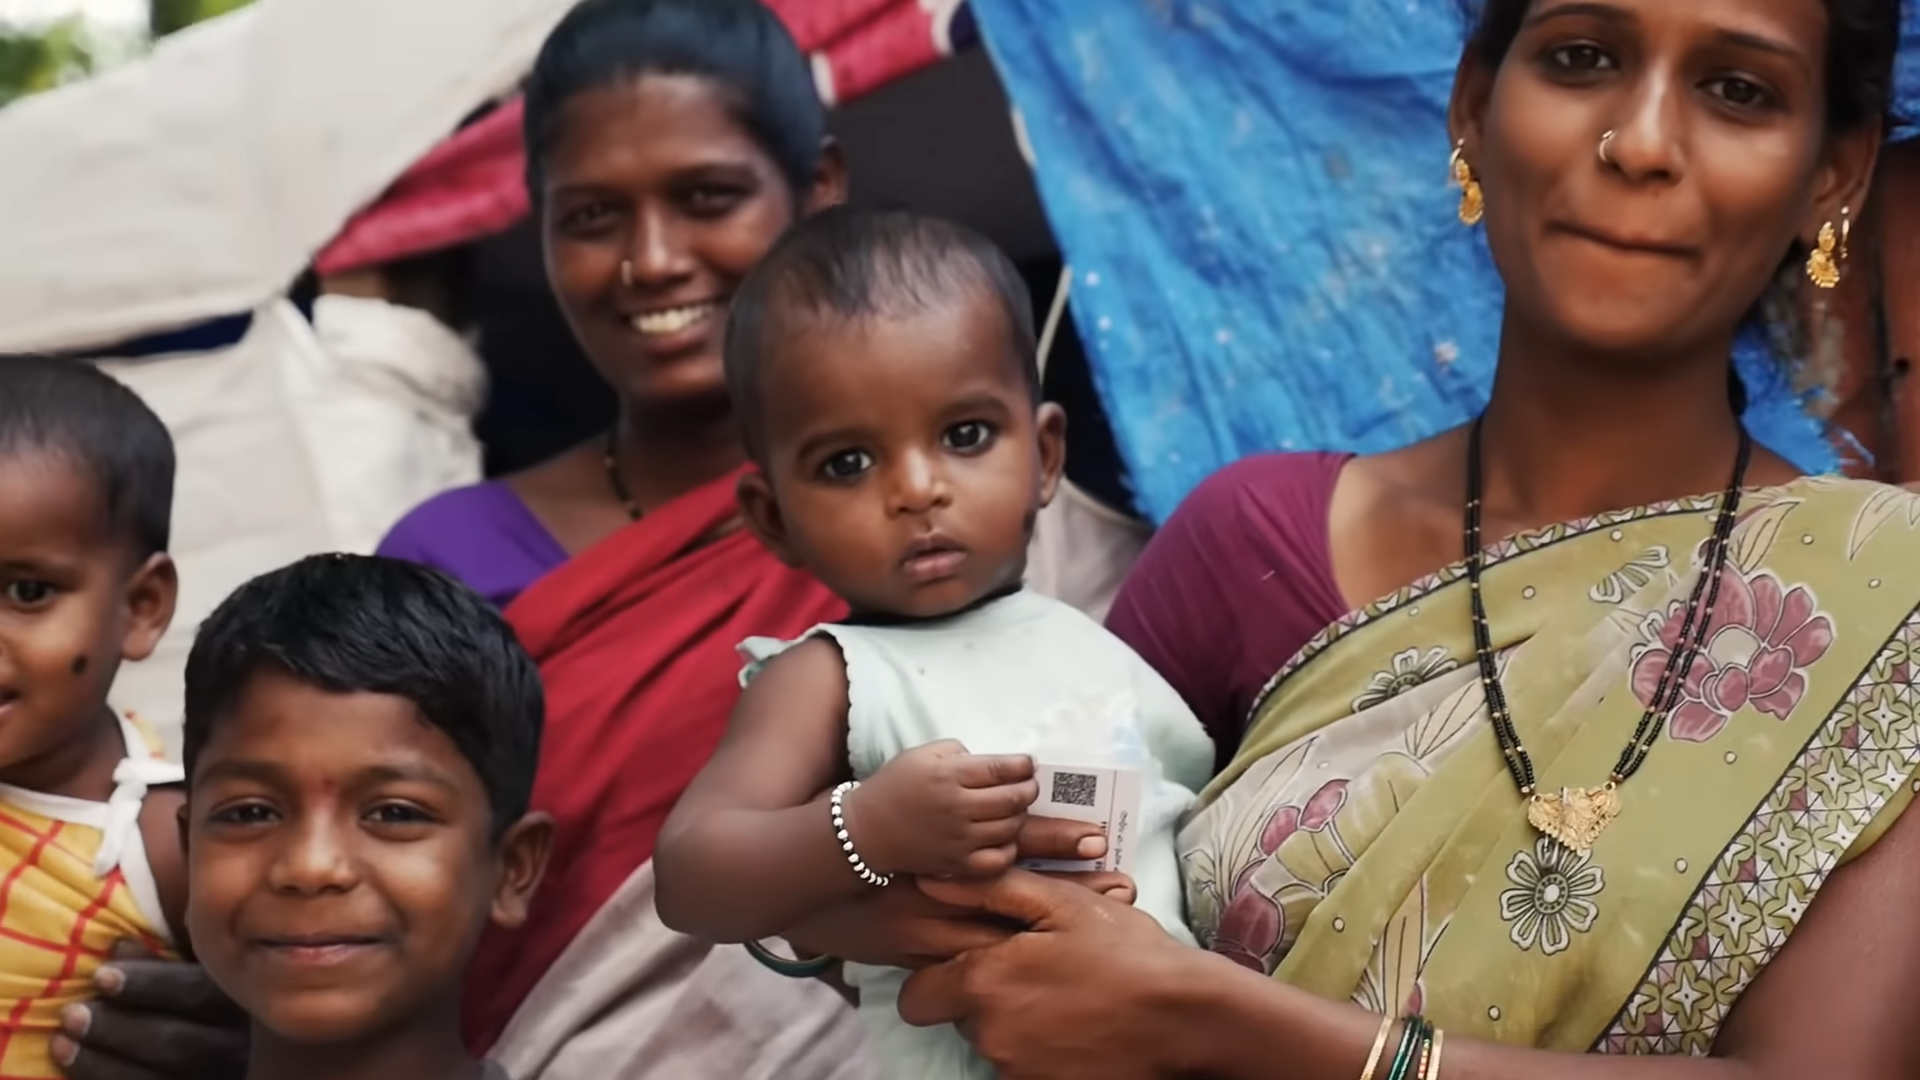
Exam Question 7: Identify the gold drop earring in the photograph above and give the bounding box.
[1807,206,1849,290]
[1450,139,1484,226]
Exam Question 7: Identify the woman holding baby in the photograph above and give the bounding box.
[856,0,1920,1076]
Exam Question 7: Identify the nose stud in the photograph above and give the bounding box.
[1598,130,1616,166]
[620,260,634,287]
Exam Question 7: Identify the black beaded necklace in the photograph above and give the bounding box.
[1463,415,1752,853]
[603,430,642,521]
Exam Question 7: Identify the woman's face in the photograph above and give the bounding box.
[1455,0,1874,362]
[539,73,844,414]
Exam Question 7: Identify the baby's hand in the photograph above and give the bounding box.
[847,740,1037,880]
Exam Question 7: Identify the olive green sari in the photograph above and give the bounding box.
[1178,476,1920,1054]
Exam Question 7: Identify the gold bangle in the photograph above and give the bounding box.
[1359,1014,1396,1080]
[1428,1029,1446,1080]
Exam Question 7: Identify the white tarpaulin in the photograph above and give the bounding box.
[0,0,576,354]
[102,298,486,751]
[0,0,568,741]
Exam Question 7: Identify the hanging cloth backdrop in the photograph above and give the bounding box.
[317,0,981,275]
[972,0,1920,525]
[0,0,978,352]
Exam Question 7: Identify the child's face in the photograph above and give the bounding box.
[739,288,1066,618]
[184,670,550,1046]
[0,451,173,783]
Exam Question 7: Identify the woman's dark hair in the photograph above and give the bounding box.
[522,0,825,202]
[1464,0,1902,134]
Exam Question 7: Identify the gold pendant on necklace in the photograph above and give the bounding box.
[1525,783,1621,855]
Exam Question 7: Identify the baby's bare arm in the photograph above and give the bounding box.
[654,639,866,943]
[654,638,1041,945]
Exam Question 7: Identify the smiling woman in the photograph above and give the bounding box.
[382,0,847,601]
[872,1,1920,1078]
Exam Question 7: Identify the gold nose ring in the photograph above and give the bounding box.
[1598,130,1616,166]
[620,260,635,287]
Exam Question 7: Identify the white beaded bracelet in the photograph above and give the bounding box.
[831,780,891,887]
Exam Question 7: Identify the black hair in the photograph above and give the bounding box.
[522,0,825,201]
[1464,0,1902,134]
[722,206,1040,454]
[183,555,543,835]
[0,355,173,560]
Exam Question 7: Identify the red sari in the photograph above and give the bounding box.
[463,469,844,1051]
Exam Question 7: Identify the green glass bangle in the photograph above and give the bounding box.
[1384,1016,1428,1080]
[743,939,838,979]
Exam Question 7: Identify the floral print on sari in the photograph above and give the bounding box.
[1630,567,1835,743]
[1179,479,1920,1053]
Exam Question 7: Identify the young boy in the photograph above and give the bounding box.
[180,554,553,1080]
[0,356,187,1079]
[654,208,1214,1080]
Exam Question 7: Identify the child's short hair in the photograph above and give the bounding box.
[0,355,174,559]
[182,555,544,833]
[723,207,1040,454]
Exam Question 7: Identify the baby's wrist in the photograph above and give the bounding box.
[836,781,904,880]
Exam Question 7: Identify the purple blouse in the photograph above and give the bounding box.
[377,481,569,609]
[1106,452,1352,764]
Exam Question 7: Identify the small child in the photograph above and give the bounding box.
[180,555,553,1080]
[655,208,1213,1080]
[0,357,187,1079]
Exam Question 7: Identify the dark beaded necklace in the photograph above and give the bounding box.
[603,430,642,522]
[1463,415,1752,853]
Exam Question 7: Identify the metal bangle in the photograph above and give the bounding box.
[1384,1016,1426,1080]
[1358,1013,1396,1080]
[832,780,891,887]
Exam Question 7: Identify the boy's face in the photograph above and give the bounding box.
[738,288,1067,619]
[0,451,173,783]
[185,671,550,1045]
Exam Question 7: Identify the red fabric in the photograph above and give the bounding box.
[312,100,530,276]
[797,1,950,105]
[461,469,844,1051]
[765,0,957,104]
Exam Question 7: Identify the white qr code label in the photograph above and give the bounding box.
[1019,760,1143,875]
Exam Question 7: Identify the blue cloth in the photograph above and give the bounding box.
[974,0,1920,524]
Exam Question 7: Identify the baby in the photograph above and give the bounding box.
[0,357,186,1079]
[655,208,1213,1080]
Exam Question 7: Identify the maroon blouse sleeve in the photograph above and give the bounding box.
[1107,452,1352,766]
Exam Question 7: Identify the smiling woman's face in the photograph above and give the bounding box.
[539,73,829,416]
[1456,0,1872,362]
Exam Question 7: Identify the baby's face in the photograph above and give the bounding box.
[743,292,1064,619]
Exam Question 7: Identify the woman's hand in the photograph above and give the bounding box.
[785,816,1135,969]
[896,871,1222,1080]
[52,942,247,1080]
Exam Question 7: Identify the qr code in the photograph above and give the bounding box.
[1050,771,1099,808]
